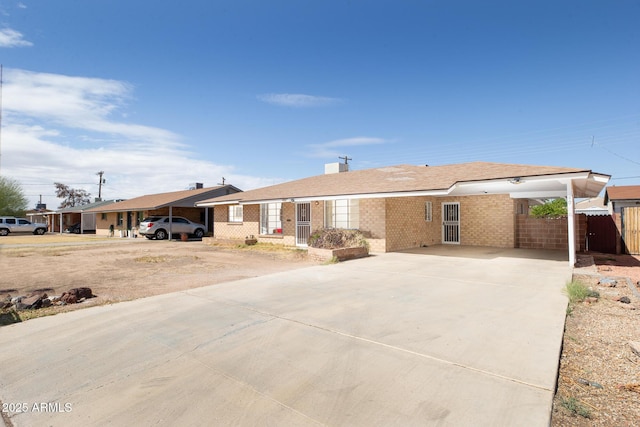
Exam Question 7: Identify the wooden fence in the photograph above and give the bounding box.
[623,207,640,255]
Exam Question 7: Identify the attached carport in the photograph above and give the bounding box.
[445,170,610,265]
[0,247,572,426]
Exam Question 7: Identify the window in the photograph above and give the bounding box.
[325,199,359,229]
[101,213,107,220]
[260,203,282,235]
[117,213,123,226]
[228,205,243,223]
[425,201,432,222]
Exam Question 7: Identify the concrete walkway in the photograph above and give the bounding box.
[0,247,571,426]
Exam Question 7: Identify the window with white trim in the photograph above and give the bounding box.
[228,205,243,223]
[425,201,432,222]
[260,203,282,235]
[325,199,359,229]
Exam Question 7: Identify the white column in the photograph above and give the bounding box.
[566,182,575,266]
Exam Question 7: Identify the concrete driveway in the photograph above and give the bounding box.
[0,246,571,426]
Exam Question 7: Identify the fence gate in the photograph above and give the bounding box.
[296,202,311,247]
[442,202,460,244]
[622,207,640,255]
[586,215,617,254]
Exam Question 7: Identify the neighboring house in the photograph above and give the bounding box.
[604,185,640,254]
[196,162,609,265]
[87,184,242,237]
[48,199,121,233]
[575,197,608,216]
[26,209,53,226]
[604,185,640,214]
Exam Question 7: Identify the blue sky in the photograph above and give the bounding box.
[1,0,639,209]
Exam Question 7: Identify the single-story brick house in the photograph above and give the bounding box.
[87,184,241,237]
[196,162,609,265]
[48,199,121,233]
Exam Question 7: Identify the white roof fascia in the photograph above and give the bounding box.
[251,190,452,204]
[195,199,242,207]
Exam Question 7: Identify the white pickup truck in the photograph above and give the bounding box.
[0,217,48,236]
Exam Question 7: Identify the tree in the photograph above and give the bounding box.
[0,176,29,216]
[54,182,91,208]
[530,198,568,218]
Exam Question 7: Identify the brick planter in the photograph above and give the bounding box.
[307,246,369,262]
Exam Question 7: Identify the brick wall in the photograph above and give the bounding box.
[440,194,516,248]
[515,214,586,251]
[384,197,440,252]
[359,198,387,252]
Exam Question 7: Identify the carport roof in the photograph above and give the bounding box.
[197,162,610,206]
[52,199,121,214]
[87,185,242,213]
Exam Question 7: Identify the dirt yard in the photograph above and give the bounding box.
[0,235,318,323]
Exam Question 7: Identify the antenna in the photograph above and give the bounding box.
[338,155,352,165]
[218,177,226,185]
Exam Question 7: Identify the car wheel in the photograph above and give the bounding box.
[34,228,46,235]
[0,228,8,236]
[155,229,168,240]
[194,228,204,238]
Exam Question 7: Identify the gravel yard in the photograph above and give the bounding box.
[552,253,640,426]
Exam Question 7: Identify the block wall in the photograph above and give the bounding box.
[515,214,586,251]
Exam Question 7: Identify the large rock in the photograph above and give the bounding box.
[59,287,94,304]
[16,293,48,310]
[69,287,94,299]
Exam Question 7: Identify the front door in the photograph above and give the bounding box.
[442,202,460,244]
[296,203,311,246]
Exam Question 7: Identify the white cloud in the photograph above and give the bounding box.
[257,93,342,107]
[307,136,390,158]
[1,68,282,209]
[17,3,27,9]
[0,27,32,47]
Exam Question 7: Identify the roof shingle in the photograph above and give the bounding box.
[199,162,593,205]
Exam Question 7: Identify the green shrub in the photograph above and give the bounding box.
[308,228,369,249]
[530,198,567,218]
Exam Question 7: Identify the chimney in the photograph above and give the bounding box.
[188,183,204,190]
[324,162,349,174]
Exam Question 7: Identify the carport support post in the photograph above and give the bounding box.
[59,213,63,234]
[567,182,576,266]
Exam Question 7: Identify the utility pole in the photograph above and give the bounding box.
[339,155,352,165]
[97,171,105,199]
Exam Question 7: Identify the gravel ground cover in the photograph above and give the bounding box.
[552,253,640,426]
